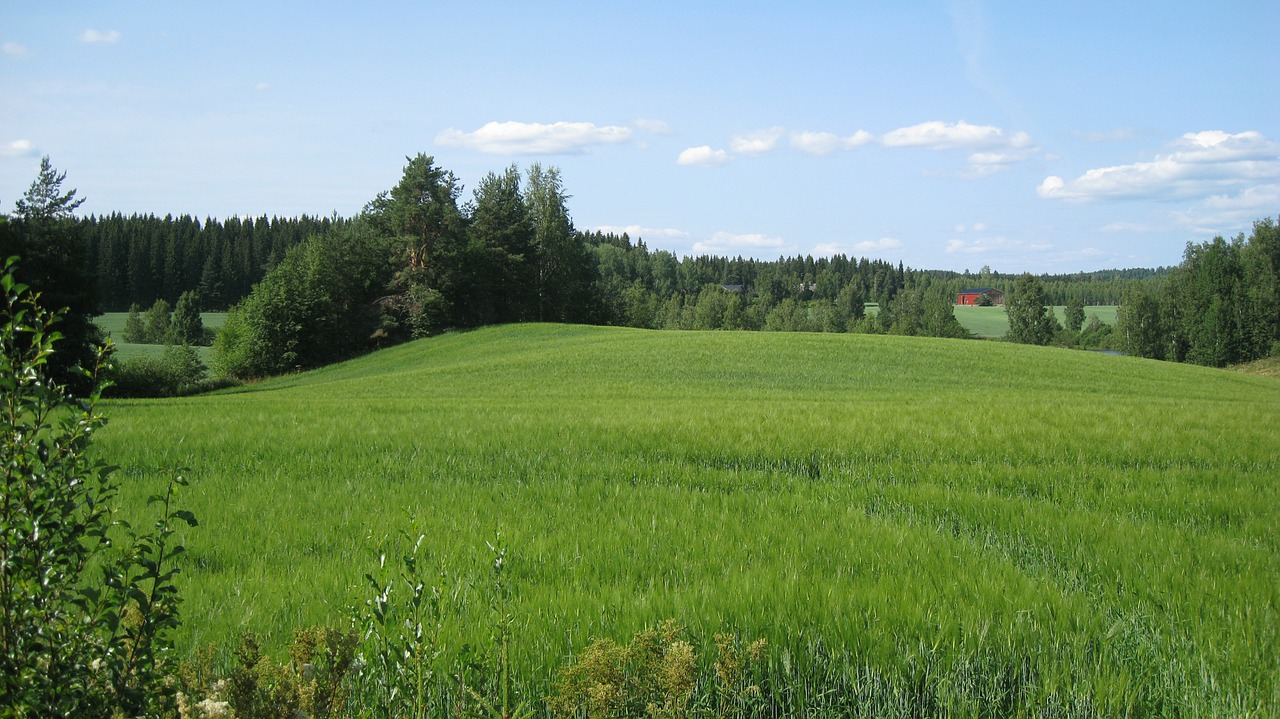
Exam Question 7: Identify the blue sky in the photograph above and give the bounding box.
[2,1,1277,273]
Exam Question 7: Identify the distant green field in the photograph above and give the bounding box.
[95,311,225,362]
[954,305,1118,338]
[96,325,1278,714]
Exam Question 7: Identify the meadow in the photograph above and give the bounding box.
[95,324,1278,715]
[951,305,1118,338]
[95,311,226,362]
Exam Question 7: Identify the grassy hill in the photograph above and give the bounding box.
[96,324,1278,714]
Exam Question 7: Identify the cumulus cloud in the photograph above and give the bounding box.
[965,149,1036,177]
[0,139,37,158]
[811,237,902,257]
[1172,183,1280,234]
[1201,183,1280,211]
[677,145,731,167]
[946,235,1050,255]
[681,120,1033,173]
[3,42,28,57]
[436,121,632,155]
[693,231,791,256]
[854,237,903,252]
[589,224,689,239]
[790,130,874,156]
[633,118,673,135]
[1038,130,1280,202]
[729,127,785,155]
[79,29,120,44]
[882,120,1031,150]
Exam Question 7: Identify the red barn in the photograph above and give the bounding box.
[956,287,1005,306]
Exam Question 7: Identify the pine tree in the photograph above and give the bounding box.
[13,156,84,223]
[1,157,101,393]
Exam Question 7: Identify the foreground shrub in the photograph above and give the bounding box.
[0,257,196,716]
[182,627,357,719]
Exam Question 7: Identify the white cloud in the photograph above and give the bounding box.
[0,139,37,158]
[1038,130,1280,202]
[854,237,903,252]
[589,224,689,239]
[1172,183,1280,233]
[682,120,1033,174]
[79,29,120,44]
[965,149,1035,177]
[693,231,791,256]
[436,121,632,155]
[729,127,784,155]
[946,235,1050,255]
[882,120,1031,150]
[811,237,902,257]
[1201,183,1280,211]
[2,42,28,57]
[633,118,672,135]
[677,145,731,167]
[790,130,874,156]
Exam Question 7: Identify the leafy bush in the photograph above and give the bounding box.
[0,256,197,716]
[546,620,768,719]
[199,627,356,719]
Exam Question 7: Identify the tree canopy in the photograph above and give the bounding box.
[1005,274,1059,346]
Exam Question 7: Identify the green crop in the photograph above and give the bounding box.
[96,324,1279,715]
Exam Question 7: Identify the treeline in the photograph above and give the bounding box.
[16,153,1266,387]
[73,207,1157,318]
[1116,218,1279,367]
[78,213,341,311]
[211,156,985,378]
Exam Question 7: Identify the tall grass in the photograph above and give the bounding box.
[96,324,1279,714]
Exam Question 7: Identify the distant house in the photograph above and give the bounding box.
[720,284,747,293]
[956,287,1005,306]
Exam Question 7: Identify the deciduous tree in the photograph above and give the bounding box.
[526,164,594,323]
[1005,273,1058,345]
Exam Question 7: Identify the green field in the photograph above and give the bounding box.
[952,305,1118,339]
[95,311,226,362]
[96,324,1278,714]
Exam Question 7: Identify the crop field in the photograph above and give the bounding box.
[95,324,1278,715]
[95,311,225,361]
[952,306,1118,338]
